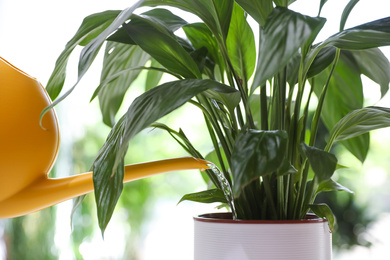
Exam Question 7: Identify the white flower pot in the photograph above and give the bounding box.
[194,213,332,260]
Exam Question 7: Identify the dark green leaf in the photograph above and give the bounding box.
[309,203,335,232]
[313,50,368,161]
[316,179,354,195]
[144,0,233,41]
[318,0,328,16]
[202,88,241,114]
[46,10,121,100]
[350,48,390,97]
[301,143,337,183]
[277,158,297,176]
[235,0,273,26]
[325,17,390,50]
[92,116,128,235]
[41,3,143,123]
[178,189,228,204]
[252,7,326,90]
[339,0,360,31]
[97,42,150,127]
[307,46,337,78]
[98,79,233,187]
[231,130,288,196]
[183,23,224,75]
[123,17,201,78]
[286,53,301,86]
[328,106,390,145]
[108,8,188,45]
[226,3,256,82]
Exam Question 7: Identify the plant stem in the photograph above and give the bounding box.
[309,49,341,147]
[262,176,278,220]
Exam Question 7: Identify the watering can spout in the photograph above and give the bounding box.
[0,56,210,218]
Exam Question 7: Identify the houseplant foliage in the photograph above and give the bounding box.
[44,0,390,234]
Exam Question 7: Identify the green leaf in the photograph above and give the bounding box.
[339,0,360,31]
[108,8,188,45]
[92,79,234,228]
[350,48,390,98]
[123,16,201,78]
[178,189,228,204]
[144,0,233,41]
[316,179,354,195]
[252,7,326,90]
[309,203,335,232]
[301,144,337,183]
[41,3,144,123]
[328,106,390,146]
[307,46,337,78]
[183,23,224,75]
[235,0,273,26]
[97,42,150,127]
[46,10,122,100]
[318,0,328,16]
[91,116,128,235]
[277,158,298,176]
[202,88,241,114]
[231,130,288,196]
[313,50,368,162]
[325,16,390,50]
[226,3,256,83]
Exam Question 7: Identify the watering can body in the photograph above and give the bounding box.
[0,57,209,218]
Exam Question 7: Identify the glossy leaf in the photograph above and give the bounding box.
[108,8,188,45]
[277,158,298,176]
[202,88,241,114]
[350,48,390,97]
[318,0,328,16]
[93,79,234,229]
[226,3,256,82]
[325,17,390,50]
[97,42,150,127]
[310,203,335,232]
[123,17,201,78]
[328,106,390,147]
[316,179,354,195]
[235,0,273,26]
[144,0,233,41]
[339,0,360,31]
[253,7,326,90]
[307,46,337,78]
[231,130,288,196]
[178,189,228,204]
[183,23,224,74]
[92,116,128,235]
[93,79,234,221]
[46,10,121,100]
[313,51,368,162]
[42,3,143,121]
[301,144,337,183]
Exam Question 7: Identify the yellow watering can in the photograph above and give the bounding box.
[0,56,210,219]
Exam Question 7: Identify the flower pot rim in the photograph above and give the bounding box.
[194,212,327,224]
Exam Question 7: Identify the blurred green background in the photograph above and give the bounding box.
[1,0,390,259]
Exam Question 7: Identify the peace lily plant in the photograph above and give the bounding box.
[43,0,390,234]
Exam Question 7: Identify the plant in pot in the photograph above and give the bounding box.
[43,0,390,258]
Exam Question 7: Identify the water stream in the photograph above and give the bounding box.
[206,163,237,219]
